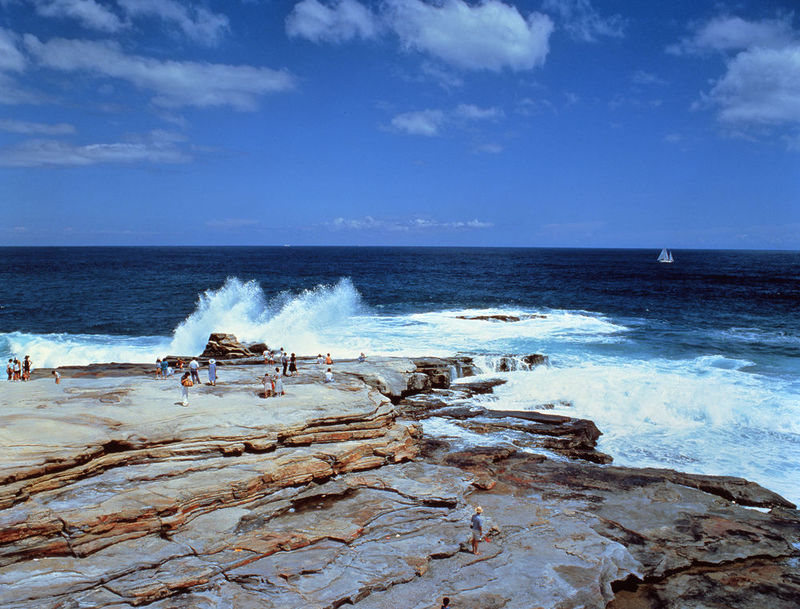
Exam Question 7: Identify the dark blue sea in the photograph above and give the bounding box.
[1,247,798,501]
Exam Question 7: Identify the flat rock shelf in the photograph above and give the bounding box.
[1,357,798,609]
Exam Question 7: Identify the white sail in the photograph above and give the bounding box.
[657,248,674,263]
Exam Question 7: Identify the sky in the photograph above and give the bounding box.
[0,0,798,248]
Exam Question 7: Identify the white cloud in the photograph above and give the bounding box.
[0,119,75,134]
[23,35,296,110]
[286,0,380,43]
[391,109,445,136]
[117,0,230,45]
[31,0,125,32]
[542,0,624,42]
[708,46,800,125]
[386,0,553,71]
[0,130,191,166]
[671,15,800,137]
[455,103,501,120]
[391,103,502,136]
[330,216,494,231]
[0,27,26,72]
[668,15,795,55]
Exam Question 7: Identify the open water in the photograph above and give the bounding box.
[1,247,798,502]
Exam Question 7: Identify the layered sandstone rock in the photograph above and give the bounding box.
[0,357,797,609]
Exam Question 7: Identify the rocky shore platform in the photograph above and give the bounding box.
[1,356,798,608]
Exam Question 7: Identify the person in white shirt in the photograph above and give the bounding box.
[189,358,200,384]
[324,368,334,383]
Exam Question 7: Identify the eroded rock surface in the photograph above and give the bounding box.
[1,357,797,609]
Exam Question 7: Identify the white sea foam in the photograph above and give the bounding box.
[478,355,800,502]
[0,332,168,368]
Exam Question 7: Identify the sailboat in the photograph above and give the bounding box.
[657,248,674,263]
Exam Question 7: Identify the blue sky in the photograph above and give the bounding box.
[0,0,798,248]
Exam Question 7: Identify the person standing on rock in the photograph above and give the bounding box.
[471,506,484,555]
[207,359,217,386]
[179,372,193,406]
[160,357,168,380]
[6,359,12,381]
[288,353,297,376]
[189,357,200,385]
[281,351,289,376]
[155,358,162,380]
[22,355,31,381]
[273,367,284,396]
[13,357,21,380]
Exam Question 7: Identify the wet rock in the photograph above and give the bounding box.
[200,333,254,359]
[456,314,547,322]
[1,357,797,609]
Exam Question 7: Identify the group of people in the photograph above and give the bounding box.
[168,348,369,404]
[263,347,298,377]
[6,355,31,381]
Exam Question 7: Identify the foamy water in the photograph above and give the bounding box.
[2,276,798,504]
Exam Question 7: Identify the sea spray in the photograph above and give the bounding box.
[477,354,800,501]
[169,277,365,357]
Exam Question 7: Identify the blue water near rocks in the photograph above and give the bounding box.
[1,246,798,503]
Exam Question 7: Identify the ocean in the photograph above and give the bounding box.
[1,246,798,503]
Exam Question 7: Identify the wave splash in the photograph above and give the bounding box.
[0,278,365,367]
[169,277,364,357]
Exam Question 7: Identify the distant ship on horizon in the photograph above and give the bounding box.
[657,248,674,263]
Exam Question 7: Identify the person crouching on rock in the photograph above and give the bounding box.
[180,372,193,406]
[471,506,484,555]
[324,367,334,383]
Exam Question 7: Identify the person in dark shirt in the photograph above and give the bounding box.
[470,506,484,555]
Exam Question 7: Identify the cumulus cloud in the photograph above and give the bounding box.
[668,15,795,55]
[23,35,296,110]
[390,109,445,136]
[286,0,380,43]
[330,216,494,231]
[391,103,502,136]
[117,0,230,45]
[30,0,125,32]
[387,0,553,71]
[0,119,75,134]
[542,0,624,42]
[672,14,800,138]
[0,132,191,167]
[708,46,800,125]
